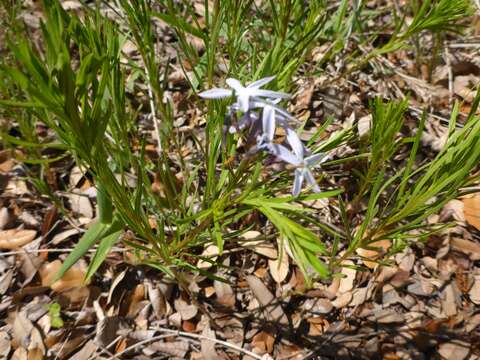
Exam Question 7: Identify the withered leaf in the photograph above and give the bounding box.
[0,229,36,250]
[246,275,288,325]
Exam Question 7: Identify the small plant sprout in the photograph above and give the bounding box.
[201,76,330,197]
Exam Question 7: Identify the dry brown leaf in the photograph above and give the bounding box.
[469,274,480,305]
[450,238,480,260]
[95,316,125,348]
[438,341,470,360]
[351,287,369,306]
[197,244,219,270]
[148,341,189,357]
[441,200,465,222]
[338,261,356,294]
[242,240,278,259]
[407,276,435,296]
[12,311,45,356]
[0,149,22,172]
[174,298,198,321]
[462,195,480,230]
[268,253,289,283]
[442,283,460,317]
[51,228,81,245]
[0,229,37,250]
[0,270,14,295]
[314,299,333,314]
[27,348,43,360]
[39,260,88,292]
[356,239,391,269]
[246,275,288,324]
[0,207,10,230]
[147,281,168,318]
[357,114,372,137]
[307,317,330,336]
[466,313,480,332]
[200,324,218,360]
[454,75,479,102]
[367,308,404,323]
[204,286,215,298]
[332,291,352,308]
[0,332,11,359]
[68,192,93,219]
[11,347,28,360]
[251,331,275,355]
[61,0,83,11]
[107,269,127,304]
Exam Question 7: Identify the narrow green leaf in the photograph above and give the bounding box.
[85,229,123,280]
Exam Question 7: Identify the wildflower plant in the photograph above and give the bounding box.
[199,76,328,197]
[0,0,479,292]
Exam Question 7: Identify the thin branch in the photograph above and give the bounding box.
[107,327,264,360]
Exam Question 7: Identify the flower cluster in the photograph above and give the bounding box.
[199,76,328,196]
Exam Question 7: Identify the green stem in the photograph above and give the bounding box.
[97,182,113,224]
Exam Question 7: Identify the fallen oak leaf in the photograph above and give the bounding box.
[39,260,88,292]
[0,229,37,250]
[268,252,289,283]
[462,195,480,230]
[356,239,391,269]
[450,238,480,260]
[246,275,288,325]
[251,331,275,355]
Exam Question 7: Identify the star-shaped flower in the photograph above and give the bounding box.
[272,129,329,196]
[199,76,290,112]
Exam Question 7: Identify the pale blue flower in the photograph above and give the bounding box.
[273,129,329,196]
[256,105,276,152]
[199,76,290,112]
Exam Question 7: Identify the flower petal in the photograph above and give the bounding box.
[271,144,300,165]
[304,169,321,193]
[251,89,291,99]
[293,169,304,197]
[286,128,304,160]
[262,106,276,141]
[252,99,295,121]
[226,78,244,92]
[238,94,250,112]
[198,88,233,99]
[247,76,276,89]
[305,153,329,167]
